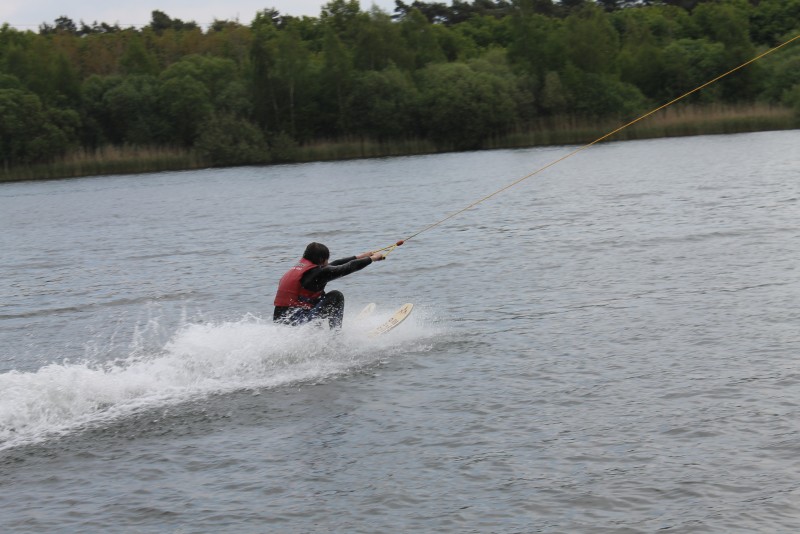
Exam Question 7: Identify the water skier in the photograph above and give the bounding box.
[273,242,384,329]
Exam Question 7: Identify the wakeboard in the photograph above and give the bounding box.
[367,303,414,337]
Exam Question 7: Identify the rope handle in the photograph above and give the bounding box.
[372,240,405,259]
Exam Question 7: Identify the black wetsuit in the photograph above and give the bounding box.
[273,256,372,327]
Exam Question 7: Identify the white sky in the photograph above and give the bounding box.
[1,0,400,30]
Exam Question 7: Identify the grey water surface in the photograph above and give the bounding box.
[1,130,799,532]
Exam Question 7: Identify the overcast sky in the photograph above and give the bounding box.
[1,0,400,30]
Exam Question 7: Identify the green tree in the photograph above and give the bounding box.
[507,11,565,79]
[756,38,800,103]
[320,0,362,42]
[158,75,213,146]
[104,75,164,144]
[352,10,411,70]
[401,9,446,69]
[560,65,647,118]
[613,5,694,45]
[564,4,620,75]
[453,14,512,54]
[273,25,312,136]
[2,38,65,104]
[345,66,419,139]
[0,89,44,165]
[119,36,159,75]
[80,75,165,145]
[148,10,199,34]
[540,71,568,114]
[0,74,23,89]
[205,20,253,65]
[249,18,280,131]
[0,88,78,165]
[692,0,758,100]
[616,14,667,100]
[215,80,252,118]
[660,38,727,102]
[39,16,79,35]
[195,113,269,166]
[81,75,123,144]
[320,28,355,134]
[417,61,518,149]
[160,55,240,103]
[750,0,800,46]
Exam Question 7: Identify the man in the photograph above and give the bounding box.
[273,242,384,328]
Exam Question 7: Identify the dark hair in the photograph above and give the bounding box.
[303,242,330,265]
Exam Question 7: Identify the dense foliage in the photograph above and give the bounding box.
[0,0,798,167]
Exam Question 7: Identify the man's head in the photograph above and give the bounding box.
[303,242,330,265]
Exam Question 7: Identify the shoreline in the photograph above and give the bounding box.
[2,104,796,183]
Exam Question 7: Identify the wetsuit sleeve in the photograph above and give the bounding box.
[329,256,356,266]
[300,257,372,292]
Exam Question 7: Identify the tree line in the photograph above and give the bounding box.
[1,0,798,169]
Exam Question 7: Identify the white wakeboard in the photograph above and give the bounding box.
[368,303,414,337]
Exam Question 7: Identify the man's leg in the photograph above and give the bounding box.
[316,290,344,329]
[276,307,314,326]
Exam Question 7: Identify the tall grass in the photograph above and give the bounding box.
[1,145,205,183]
[293,137,439,162]
[487,103,797,149]
[622,102,796,139]
[2,104,796,182]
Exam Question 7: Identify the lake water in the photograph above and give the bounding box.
[1,130,799,532]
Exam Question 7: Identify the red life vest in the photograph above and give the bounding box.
[274,258,324,308]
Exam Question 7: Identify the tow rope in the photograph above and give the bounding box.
[374,33,800,258]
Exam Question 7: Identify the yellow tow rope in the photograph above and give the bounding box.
[374,33,800,258]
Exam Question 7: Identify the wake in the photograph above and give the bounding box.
[0,307,435,451]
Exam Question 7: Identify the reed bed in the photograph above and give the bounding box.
[294,137,439,162]
[2,104,796,182]
[1,145,205,182]
[489,103,796,149]
[622,102,796,139]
